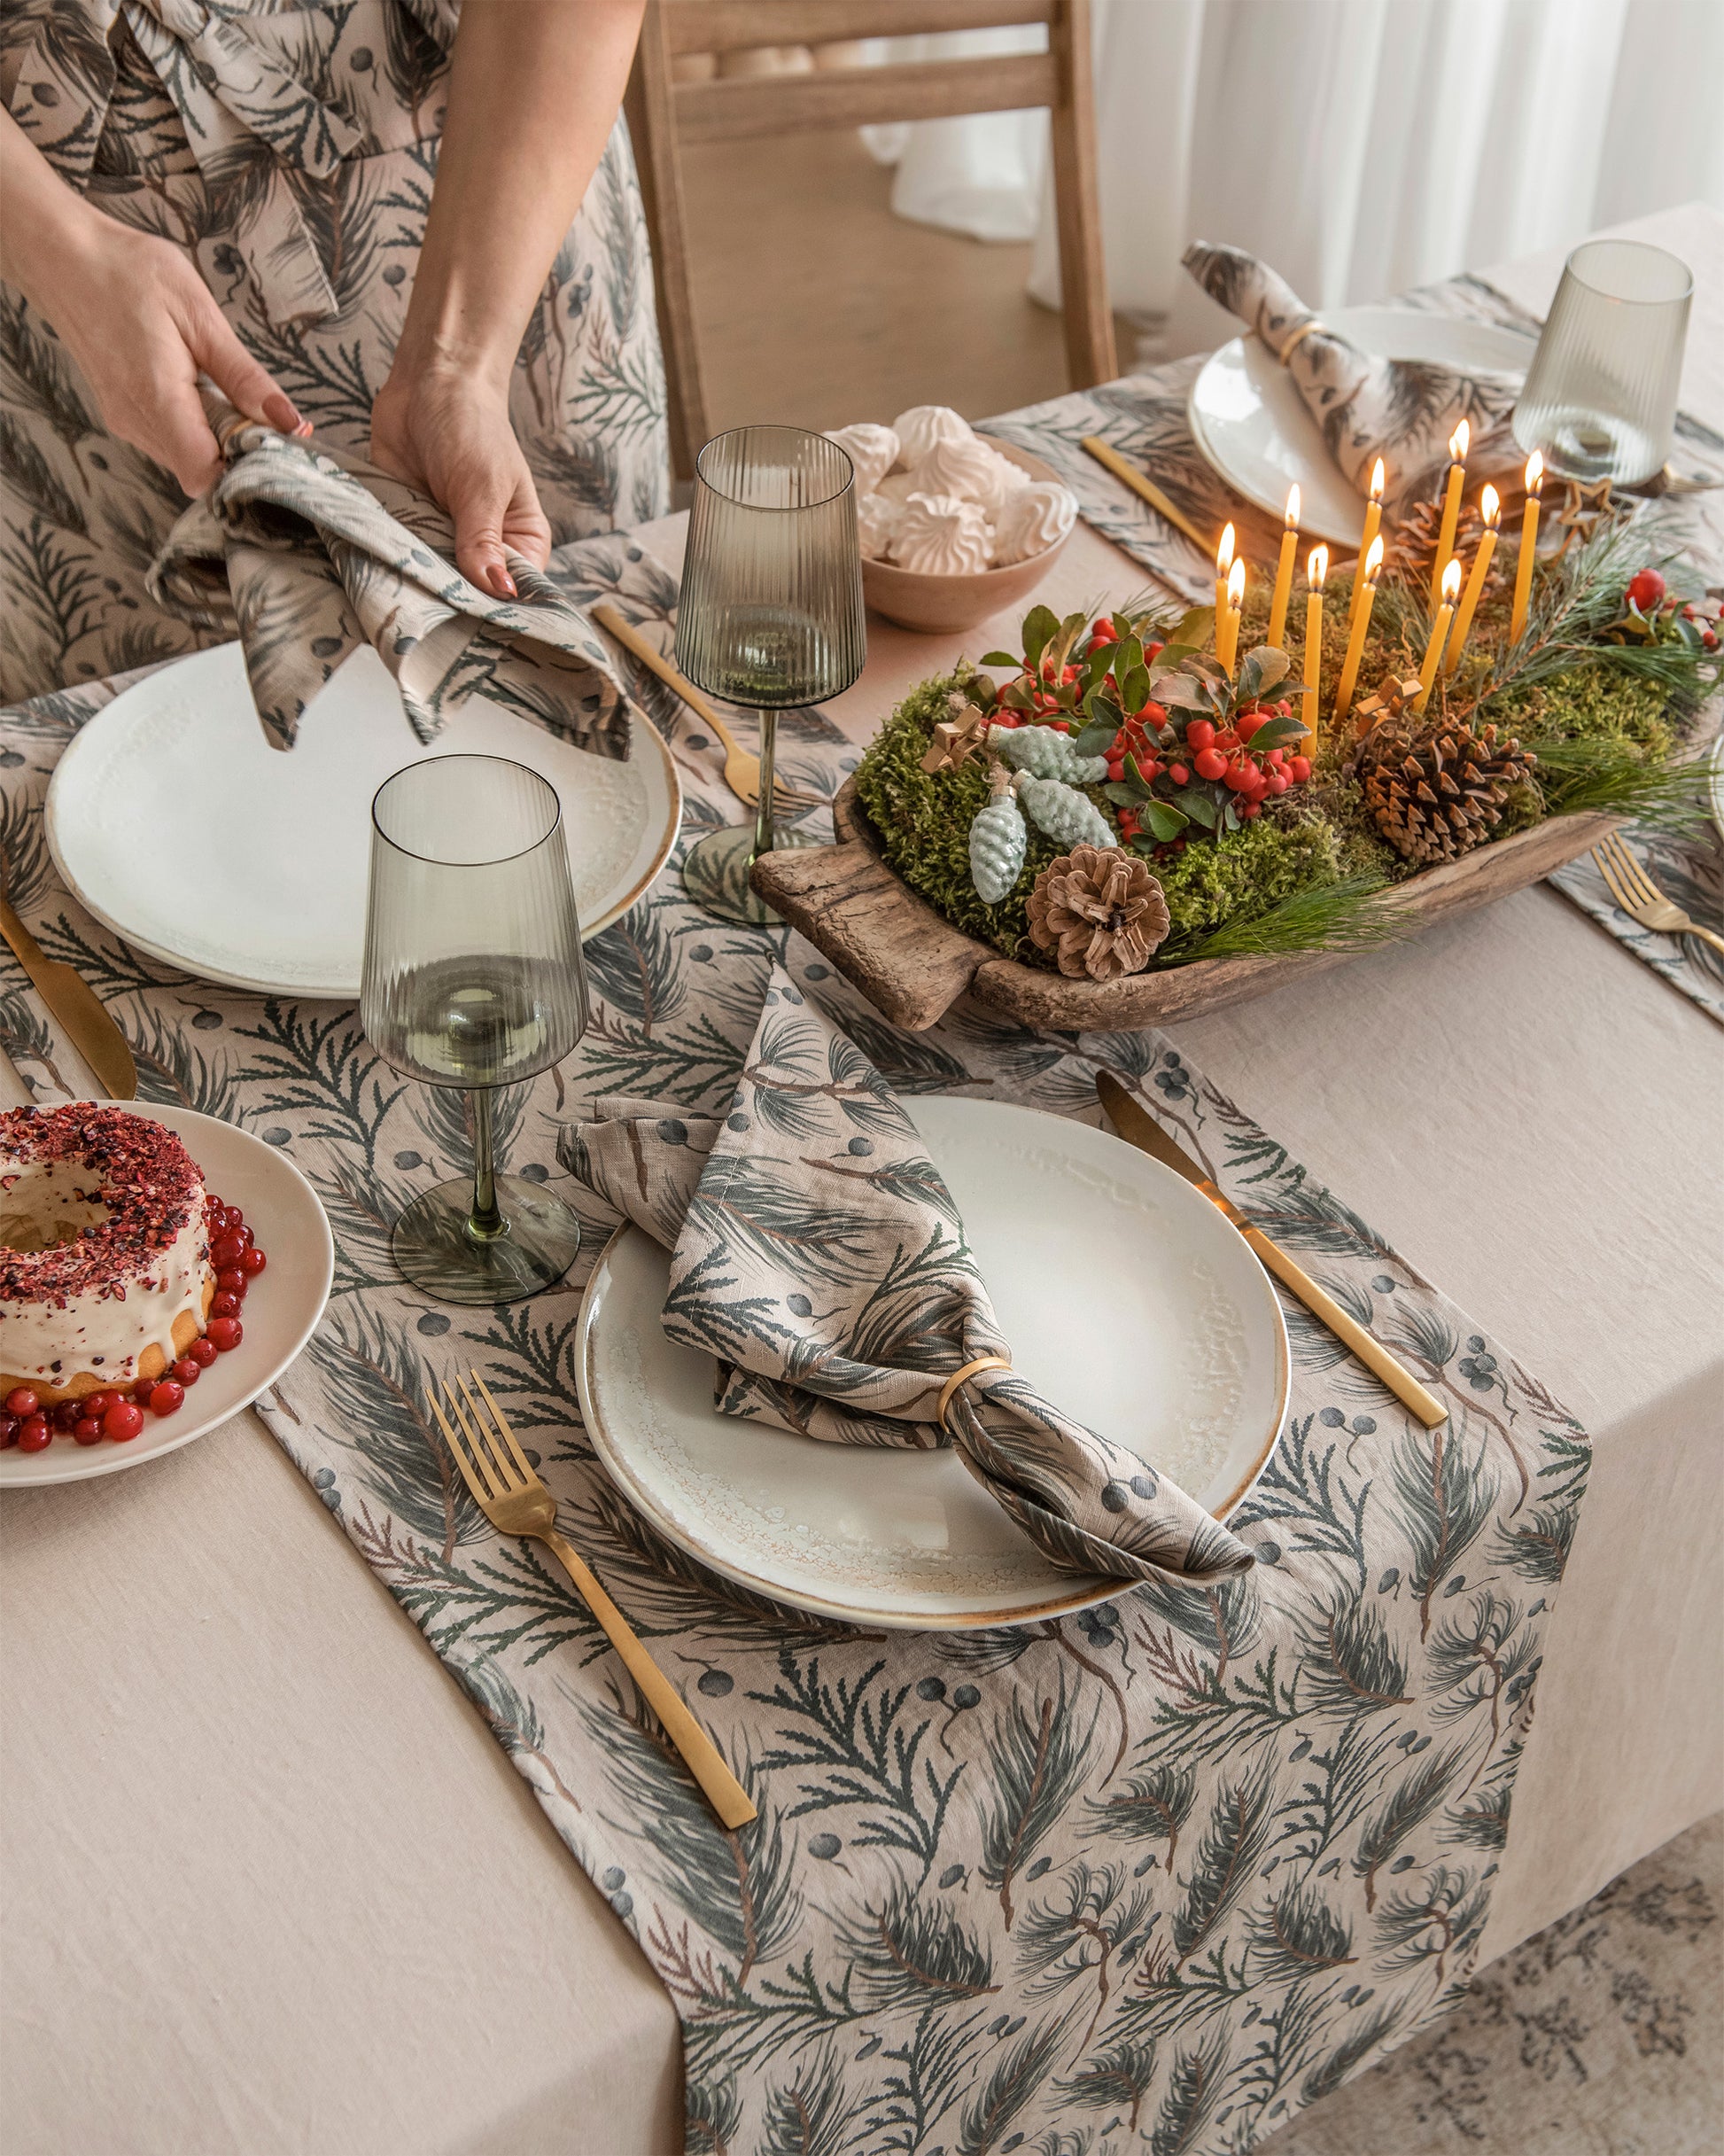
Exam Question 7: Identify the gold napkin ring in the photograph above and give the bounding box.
[936,1355,1012,1430]
[1273,317,1326,363]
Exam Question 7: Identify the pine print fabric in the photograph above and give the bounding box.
[562,988,1253,1586]
[0,531,1593,2155]
[0,0,669,704]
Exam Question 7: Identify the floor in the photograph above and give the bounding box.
[1262,1810,1721,2156]
[683,128,1075,435]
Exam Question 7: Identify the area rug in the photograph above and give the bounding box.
[1262,1811,1721,2154]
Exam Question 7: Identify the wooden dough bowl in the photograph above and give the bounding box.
[750,779,1617,1032]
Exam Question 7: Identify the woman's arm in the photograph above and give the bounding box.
[0,111,300,496]
[370,0,648,595]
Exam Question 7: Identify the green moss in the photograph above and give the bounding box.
[854,669,1343,969]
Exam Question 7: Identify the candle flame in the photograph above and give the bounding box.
[1449,419,1470,463]
[1216,522,1235,577]
[1480,483,1501,529]
[1369,456,1385,502]
[1525,448,1544,495]
[1441,556,1463,603]
[1284,483,1301,530]
[1227,557,1246,608]
[1363,533,1385,585]
[1308,543,1328,591]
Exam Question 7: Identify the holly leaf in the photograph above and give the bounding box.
[1244,644,1291,690]
[1171,604,1215,650]
[1245,712,1307,753]
[1076,718,1119,757]
[1103,781,1141,806]
[1148,642,1199,681]
[1180,790,1220,829]
[981,650,1020,669]
[1001,679,1037,712]
[1222,799,1241,831]
[1155,671,1220,712]
[1141,800,1190,841]
[962,673,998,709]
[1021,606,1060,664]
[1122,752,1158,798]
[1121,663,1153,714]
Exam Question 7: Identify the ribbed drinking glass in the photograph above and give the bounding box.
[675,425,866,923]
[1512,239,1692,486]
[361,755,588,1304]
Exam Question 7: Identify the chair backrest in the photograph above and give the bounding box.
[625,0,1116,479]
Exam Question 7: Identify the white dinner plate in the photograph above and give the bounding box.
[576,1095,1289,1630]
[45,642,681,1000]
[1,1101,333,1487]
[1188,304,1538,547]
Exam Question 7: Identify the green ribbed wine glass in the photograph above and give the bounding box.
[675,425,866,924]
[361,755,588,1304]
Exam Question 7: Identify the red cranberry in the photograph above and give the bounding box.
[55,1398,83,1432]
[173,1358,201,1388]
[5,1387,38,1419]
[222,1205,245,1231]
[211,1233,246,1269]
[207,1317,243,1352]
[149,1381,185,1417]
[1169,763,1190,785]
[19,1414,51,1452]
[236,1225,255,1249]
[1193,746,1228,782]
[73,1418,104,1446]
[0,1415,18,1449]
[1107,759,1125,782]
[84,1389,118,1419]
[216,1267,248,1298]
[133,1379,158,1404]
[189,1339,218,1368]
[1240,800,1262,819]
[105,1401,144,1442]
[211,1291,241,1320]
[1627,567,1666,611]
[1289,754,1312,782]
[1185,719,1215,753]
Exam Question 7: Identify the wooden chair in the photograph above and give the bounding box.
[625,0,1116,479]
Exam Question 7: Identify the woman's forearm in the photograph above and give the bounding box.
[392,0,647,388]
[0,111,105,310]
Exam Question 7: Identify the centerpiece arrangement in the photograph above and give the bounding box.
[757,487,1720,1031]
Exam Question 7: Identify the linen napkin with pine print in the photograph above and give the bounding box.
[559,966,1253,1585]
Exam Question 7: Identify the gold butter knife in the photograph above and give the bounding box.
[1097,1071,1447,1428]
[1079,435,1215,555]
[0,898,136,1101]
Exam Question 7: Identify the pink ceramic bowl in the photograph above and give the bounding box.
[860,440,1073,636]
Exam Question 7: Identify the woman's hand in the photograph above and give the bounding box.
[0,113,300,498]
[370,357,551,599]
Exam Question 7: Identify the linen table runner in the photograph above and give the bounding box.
[983,271,1724,1023]
[1,530,1594,2154]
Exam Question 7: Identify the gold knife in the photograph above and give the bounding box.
[0,899,137,1101]
[1097,1071,1447,1428]
[1080,435,1215,554]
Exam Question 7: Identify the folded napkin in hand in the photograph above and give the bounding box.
[1184,240,1525,520]
[559,968,1254,1586]
[148,400,634,757]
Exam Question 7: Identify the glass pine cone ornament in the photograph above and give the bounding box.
[1026,845,1170,980]
[990,725,1107,784]
[968,762,1028,903]
[1017,774,1114,851]
[1353,720,1536,863]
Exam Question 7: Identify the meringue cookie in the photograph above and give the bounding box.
[825,422,900,496]
[990,480,1077,565]
[890,491,993,577]
[908,432,1022,517]
[892,404,972,469]
[856,489,905,561]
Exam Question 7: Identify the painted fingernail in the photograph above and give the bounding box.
[263,393,303,432]
[491,564,517,599]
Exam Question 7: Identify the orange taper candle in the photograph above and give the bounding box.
[1266,484,1301,650]
[1302,543,1328,750]
[1443,484,1501,675]
[1333,533,1384,725]
[1414,557,1464,712]
[1346,458,1386,638]
[1430,421,1469,609]
[1510,449,1543,642]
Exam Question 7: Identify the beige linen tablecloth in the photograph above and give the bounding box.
[4,206,1720,2156]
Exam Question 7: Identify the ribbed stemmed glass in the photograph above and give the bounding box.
[1512,239,1692,486]
[361,756,588,1304]
[676,425,866,923]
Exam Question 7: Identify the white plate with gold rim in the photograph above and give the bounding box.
[1188,305,1537,548]
[1,1101,332,1488]
[576,1095,1288,1630]
[45,641,680,1001]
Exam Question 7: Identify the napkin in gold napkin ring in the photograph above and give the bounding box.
[1271,317,1328,364]
[937,1355,1013,1431]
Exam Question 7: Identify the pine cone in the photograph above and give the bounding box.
[1025,845,1170,980]
[1354,720,1536,865]
[1381,497,1509,597]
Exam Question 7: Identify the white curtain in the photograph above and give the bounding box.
[873,0,1724,363]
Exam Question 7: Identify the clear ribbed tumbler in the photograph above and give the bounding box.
[674,425,865,924]
[361,755,589,1304]
[1512,239,1692,486]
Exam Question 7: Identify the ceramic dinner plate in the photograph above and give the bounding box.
[45,641,681,1000]
[1187,304,1538,547]
[577,1095,1289,1630]
[1,1101,333,1487]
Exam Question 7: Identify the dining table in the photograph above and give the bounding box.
[2,202,1720,2156]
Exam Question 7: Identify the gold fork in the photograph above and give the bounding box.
[430,1370,756,1829]
[1590,832,1724,958]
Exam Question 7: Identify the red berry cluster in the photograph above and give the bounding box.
[1,1193,263,1454]
[1627,567,1720,650]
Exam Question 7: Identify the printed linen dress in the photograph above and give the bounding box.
[0,0,669,703]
